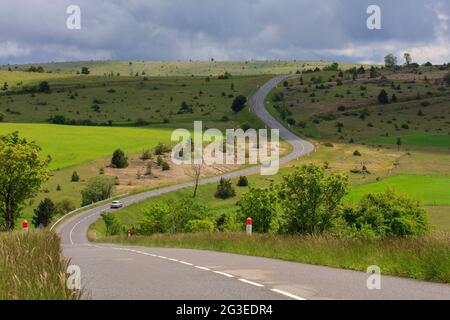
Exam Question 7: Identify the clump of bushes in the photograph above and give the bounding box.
[215,178,236,199]
[111,149,128,168]
[237,176,248,187]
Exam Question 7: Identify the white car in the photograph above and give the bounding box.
[110,200,123,209]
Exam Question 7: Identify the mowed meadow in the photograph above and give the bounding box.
[0,123,172,170]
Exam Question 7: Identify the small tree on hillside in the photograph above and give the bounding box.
[215,178,236,199]
[396,137,402,151]
[444,72,450,86]
[81,176,116,206]
[277,164,348,234]
[71,171,80,182]
[231,95,247,112]
[111,149,128,168]
[403,53,412,66]
[81,67,90,75]
[0,132,49,230]
[378,89,389,104]
[384,54,397,68]
[238,187,278,233]
[32,198,56,228]
[38,81,51,93]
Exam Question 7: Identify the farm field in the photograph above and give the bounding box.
[0,123,173,170]
[366,133,450,149]
[2,60,367,77]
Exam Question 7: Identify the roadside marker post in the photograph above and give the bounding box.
[246,217,252,235]
[127,229,132,238]
[22,220,29,232]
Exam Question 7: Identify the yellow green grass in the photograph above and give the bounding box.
[367,133,450,149]
[0,230,79,300]
[0,123,173,170]
[94,232,450,283]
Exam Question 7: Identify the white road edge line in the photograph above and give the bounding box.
[194,266,211,271]
[179,261,194,266]
[238,278,264,287]
[214,271,234,278]
[270,288,306,300]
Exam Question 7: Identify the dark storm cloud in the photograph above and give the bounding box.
[0,0,448,65]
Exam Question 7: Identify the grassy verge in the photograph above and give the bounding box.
[93,231,450,283]
[0,230,79,300]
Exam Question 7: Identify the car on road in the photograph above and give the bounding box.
[110,200,123,209]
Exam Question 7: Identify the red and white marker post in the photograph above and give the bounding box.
[22,220,29,232]
[246,217,252,235]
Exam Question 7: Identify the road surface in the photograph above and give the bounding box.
[56,75,450,300]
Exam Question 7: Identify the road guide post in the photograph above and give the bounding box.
[246,217,252,235]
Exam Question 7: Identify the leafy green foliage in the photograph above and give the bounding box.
[136,197,208,234]
[237,176,249,187]
[342,190,429,238]
[111,149,128,168]
[231,95,247,112]
[81,176,115,206]
[278,164,348,234]
[215,178,236,199]
[0,131,49,230]
[185,219,215,233]
[71,171,80,182]
[238,187,278,233]
[101,212,123,236]
[32,198,56,228]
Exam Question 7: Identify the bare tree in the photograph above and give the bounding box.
[191,163,202,198]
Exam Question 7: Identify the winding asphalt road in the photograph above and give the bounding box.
[55,75,450,300]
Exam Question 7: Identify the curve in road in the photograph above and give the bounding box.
[56,75,450,300]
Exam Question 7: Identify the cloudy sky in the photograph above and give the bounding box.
[0,0,449,65]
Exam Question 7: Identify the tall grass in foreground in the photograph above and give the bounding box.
[0,230,78,300]
[95,231,450,283]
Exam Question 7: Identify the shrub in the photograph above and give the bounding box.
[378,89,389,104]
[71,171,80,182]
[101,212,123,236]
[231,95,247,112]
[341,190,429,238]
[237,176,248,187]
[111,149,128,168]
[238,187,278,233]
[140,149,153,160]
[81,176,115,206]
[38,81,50,93]
[278,164,348,234]
[215,178,236,199]
[32,198,56,228]
[185,219,215,233]
[161,161,170,171]
[154,142,171,155]
[353,150,362,156]
[55,199,76,215]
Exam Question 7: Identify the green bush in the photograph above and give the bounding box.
[237,176,248,187]
[278,164,348,234]
[32,198,56,228]
[185,219,215,233]
[81,176,115,206]
[101,212,123,236]
[342,190,429,238]
[111,149,128,168]
[238,187,278,233]
[161,161,170,171]
[353,150,362,156]
[215,178,236,199]
[231,95,247,112]
[154,142,171,155]
[71,171,80,182]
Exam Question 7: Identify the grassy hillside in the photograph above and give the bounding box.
[346,174,450,205]
[266,67,449,145]
[3,60,367,77]
[0,123,173,170]
[0,74,270,130]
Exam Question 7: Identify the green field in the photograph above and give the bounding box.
[0,123,172,170]
[366,133,450,149]
[2,60,366,77]
[346,174,450,205]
